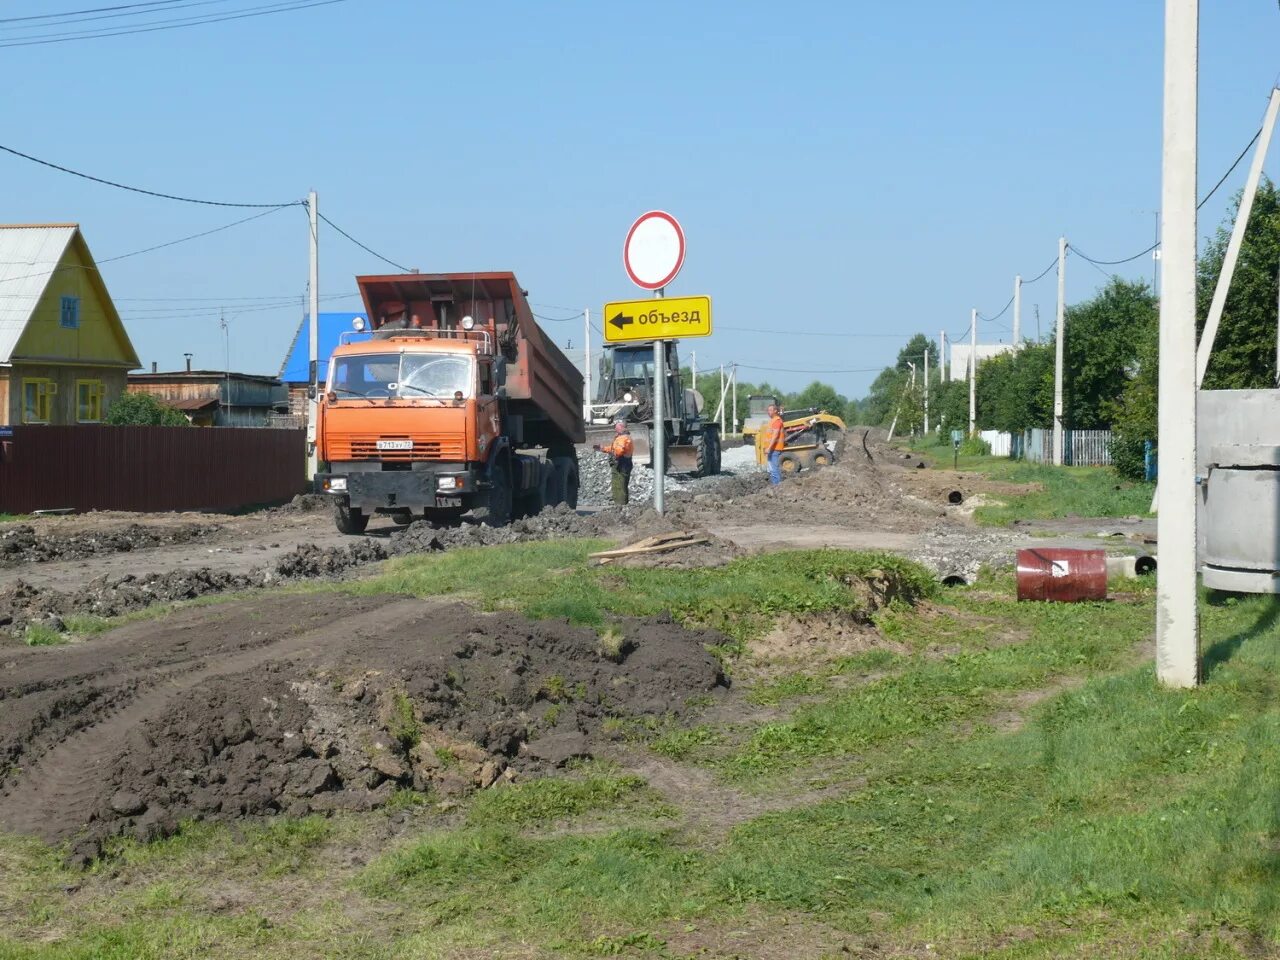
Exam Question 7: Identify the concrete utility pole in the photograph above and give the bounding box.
[1156,0,1199,688]
[1196,86,1280,385]
[583,308,592,420]
[1052,235,1067,465]
[939,330,947,382]
[731,364,738,434]
[923,346,930,433]
[690,350,696,394]
[1013,274,1023,346]
[718,365,726,434]
[968,308,977,436]
[307,190,320,481]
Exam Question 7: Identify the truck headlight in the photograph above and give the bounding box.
[437,476,458,490]
[325,477,347,492]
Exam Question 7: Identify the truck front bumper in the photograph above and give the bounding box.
[315,466,479,512]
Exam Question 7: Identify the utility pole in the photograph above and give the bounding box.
[718,364,726,434]
[923,346,930,433]
[1013,274,1023,346]
[1155,0,1199,688]
[1052,236,1066,465]
[691,350,696,394]
[583,308,592,421]
[939,330,947,382]
[968,308,977,436]
[307,190,320,481]
[731,364,738,434]
[220,308,229,425]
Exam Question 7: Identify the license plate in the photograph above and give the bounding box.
[377,439,413,451]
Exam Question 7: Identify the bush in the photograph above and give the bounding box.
[959,435,991,457]
[1109,430,1149,482]
[105,393,190,426]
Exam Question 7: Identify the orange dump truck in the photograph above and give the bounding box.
[314,272,584,533]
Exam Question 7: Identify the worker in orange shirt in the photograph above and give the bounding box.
[763,403,786,485]
[594,420,635,505]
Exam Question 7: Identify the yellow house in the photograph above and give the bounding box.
[0,224,140,425]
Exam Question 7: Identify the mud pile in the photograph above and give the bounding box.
[0,522,222,566]
[0,598,728,861]
[0,541,388,640]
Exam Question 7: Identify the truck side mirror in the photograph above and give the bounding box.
[307,383,317,400]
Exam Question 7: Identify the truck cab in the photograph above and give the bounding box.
[314,272,583,533]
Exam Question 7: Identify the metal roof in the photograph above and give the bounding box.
[0,224,78,363]
[279,312,370,382]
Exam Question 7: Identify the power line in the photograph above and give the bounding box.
[979,294,1014,323]
[1068,123,1262,267]
[0,0,347,48]
[727,363,885,373]
[717,325,914,339]
[0,1,233,28]
[533,310,584,323]
[316,211,410,272]
[0,141,301,207]
[99,204,293,263]
[1022,256,1059,285]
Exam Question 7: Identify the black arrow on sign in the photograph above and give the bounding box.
[609,311,634,331]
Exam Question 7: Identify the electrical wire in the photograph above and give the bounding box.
[315,211,410,272]
[0,142,302,207]
[99,204,293,263]
[533,310,585,323]
[1021,256,1059,285]
[0,0,347,48]
[979,294,1014,323]
[717,325,913,339]
[734,362,887,375]
[0,1,234,29]
[1069,123,1262,267]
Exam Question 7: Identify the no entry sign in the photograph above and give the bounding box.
[623,210,685,291]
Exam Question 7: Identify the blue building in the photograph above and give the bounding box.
[278,312,370,418]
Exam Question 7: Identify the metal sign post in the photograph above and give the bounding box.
[620,211,688,516]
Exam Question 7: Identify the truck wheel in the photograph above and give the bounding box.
[334,501,369,535]
[551,456,578,510]
[391,510,414,526]
[804,449,832,470]
[481,460,513,527]
[779,452,803,476]
[519,466,548,518]
[708,429,722,474]
[694,434,711,478]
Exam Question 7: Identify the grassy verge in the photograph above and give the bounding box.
[344,540,935,654]
[4,544,1280,957]
[913,438,1153,524]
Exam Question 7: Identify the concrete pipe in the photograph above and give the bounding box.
[947,490,964,504]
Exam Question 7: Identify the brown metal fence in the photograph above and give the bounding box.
[0,425,306,514]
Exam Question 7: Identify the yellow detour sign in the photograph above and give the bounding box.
[602,295,712,343]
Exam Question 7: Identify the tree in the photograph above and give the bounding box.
[105,392,190,426]
[897,333,938,373]
[1063,278,1158,428]
[1198,178,1280,389]
[793,380,846,414]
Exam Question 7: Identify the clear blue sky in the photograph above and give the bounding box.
[4,0,1279,397]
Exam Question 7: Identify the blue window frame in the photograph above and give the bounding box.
[60,296,80,329]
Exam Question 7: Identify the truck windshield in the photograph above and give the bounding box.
[748,396,775,416]
[330,353,474,399]
[613,349,655,380]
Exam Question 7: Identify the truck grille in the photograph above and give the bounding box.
[328,433,464,462]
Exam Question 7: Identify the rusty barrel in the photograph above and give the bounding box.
[1016,548,1107,602]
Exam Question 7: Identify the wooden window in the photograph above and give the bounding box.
[60,296,80,330]
[76,379,105,422]
[22,379,57,423]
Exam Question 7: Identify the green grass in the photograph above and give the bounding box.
[345,541,936,652]
[22,624,67,647]
[912,440,1155,525]
[8,543,1280,957]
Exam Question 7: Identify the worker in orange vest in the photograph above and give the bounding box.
[763,403,786,485]
[594,420,635,505]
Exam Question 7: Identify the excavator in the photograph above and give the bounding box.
[754,408,847,475]
[585,340,721,477]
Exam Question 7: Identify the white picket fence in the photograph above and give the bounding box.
[1012,428,1113,466]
